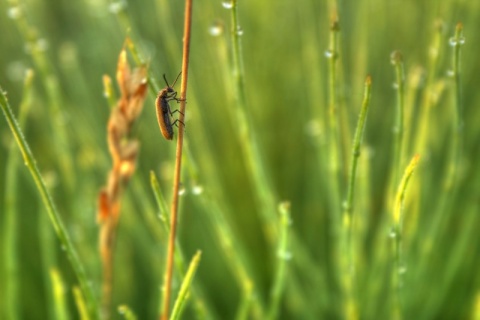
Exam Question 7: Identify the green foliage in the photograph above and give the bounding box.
[1,0,479,319]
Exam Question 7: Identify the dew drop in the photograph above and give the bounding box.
[398,265,407,274]
[236,26,244,36]
[178,185,186,196]
[390,50,403,65]
[109,0,127,14]
[446,70,455,77]
[209,23,223,36]
[324,49,334,59]
[392,82,399,90]
[388,228,397,238]
[7,6,22,19]
[192,185,204,195]
[449,36,466,47]
[277,250,293,260]
[222,1,233,9]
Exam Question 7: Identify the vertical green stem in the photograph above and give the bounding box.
[390,51,406,190]
[267,202,292,320]
[446,23,464,191]
[229,0,278,243]
[170,251,202,320]
[391,154,420,319]
[0,90,99,320]
[342,76,372,319]
[327,15,343,220]
[3,69,34,320]
[413,21,444,156]
[7,0,75,189]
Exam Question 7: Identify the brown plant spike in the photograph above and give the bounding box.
[97,48,148,319]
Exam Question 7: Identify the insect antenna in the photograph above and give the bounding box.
[163,72,182,89]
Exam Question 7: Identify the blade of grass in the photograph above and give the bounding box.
[326,13,343,222]
[390,50,406,194]
[151,171,210,319]
[50,268,70,320]
[2,69,34,320]
[118,305,138,320]
[0,89,99,320]
[170,251,202,320]
[228,0,278,243]
[391,154,420,319]
[341,76,372,319]
[267,202,292,320]
[7,0,75,189]
[73,286,90,320]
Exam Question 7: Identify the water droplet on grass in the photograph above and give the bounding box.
[192,185,204,195]
[277,250,292,260]
[178,185,186,196]
[209,23,223,36]
[449,36,465,47]
[388,227,397,238]
[236,26,244,36]
[109,0,127,14]
[222,1,233,9]
[7,6,22,19]
[324,49,335,59]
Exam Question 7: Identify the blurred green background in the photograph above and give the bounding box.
[1,0,480,319]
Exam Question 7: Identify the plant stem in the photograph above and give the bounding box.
[3,69,34,320]
[162,0,193,318]
[327,14,343,221]
[446,23,464,191]
[341,76,372,319]
[391,154,420,319]
[229,0,278,243]
[390,50,406,191]
[267,202,292,320]
[0,89,99,319]
[170,251,202,320]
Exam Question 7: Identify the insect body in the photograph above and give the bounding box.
[155,72,183,140]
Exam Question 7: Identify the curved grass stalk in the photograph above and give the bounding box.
[170,251,202,320]
[390,50,406,194]
[0,89,99,319]
[228,0,278,243]
[267,202,292,320]
[342,76,372,319]
[391,154,420,319]
[3,69,34,320]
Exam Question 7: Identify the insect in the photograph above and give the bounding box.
[155,72,184,140]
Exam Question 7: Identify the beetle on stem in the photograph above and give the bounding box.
[155,72,184,140]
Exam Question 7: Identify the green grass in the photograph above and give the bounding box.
[1,0,480,319]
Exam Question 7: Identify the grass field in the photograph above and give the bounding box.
[1,0,480,319]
